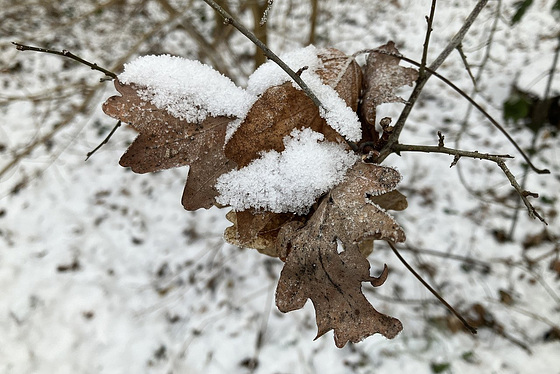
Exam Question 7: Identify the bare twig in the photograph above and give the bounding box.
[544,34,560,99]
[85,121,122,161]
[0,88,99,179]
[487,298,560,330]
[201,0,358,151]
[392,143,547,223]
[454,0,503,212]
[510,35,560,237]
[456,43,477,87]
[387,241,478,334]
[3,10,181,179]
[12,42,117,79]
[378,0,489,162]
[419,0,437,80]
[201,0,322,108]
[397,244,492,273]
[372,51,549,175]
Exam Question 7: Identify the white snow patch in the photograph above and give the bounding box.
[118,54,255,123]
[246,45,323,95]
[226,46,362,142]
[309,73,362,141]
[215,128,358,214]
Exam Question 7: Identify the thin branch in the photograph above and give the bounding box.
[544,34,560,99]
[378,0,489,162]
[487,298,560,330]
[387,241,478,335]
[397,244,492,273]
[12,42,117,79]
[419,0,437,80]
[0,88,100,179]
[456,43,477,87]
[85,121,122,161]
[201,0,358,151]
[368,50,550,175]
[392,142,547,223]
[3,10,181,179]
[200,0,321,108]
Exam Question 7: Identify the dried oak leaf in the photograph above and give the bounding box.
[222,48,362,256]
[359,190,408,257]
[102,80,235,210]
[225,48,362,167]
[275,162,406,348]
[224,209,300,257]
[361,41,419,126]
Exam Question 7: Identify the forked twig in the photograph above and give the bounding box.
[378,0,489,161]
[394,53,549,175]
[392,142,547,223]
[387,241,478,334]
[354,45,550,175]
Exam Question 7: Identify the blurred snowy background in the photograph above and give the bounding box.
[1,1,559,373]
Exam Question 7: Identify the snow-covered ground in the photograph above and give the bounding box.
[1,1,559,373]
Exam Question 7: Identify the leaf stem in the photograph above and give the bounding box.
[387,241,478,335]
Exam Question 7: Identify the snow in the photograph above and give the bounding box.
[246,45,322,95]
[2,1,560,374]
[240,45,363,141]
[120,50,361,143]
[216,128,358,214]
[119,55,254,123]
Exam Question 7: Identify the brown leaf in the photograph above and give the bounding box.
[224,210,299,257]
[316,48,363,111]
[225,48,362,167]
[275,162,405,347]
[361,41,419,126]
[370,189,408,211]
[102,80,235,210]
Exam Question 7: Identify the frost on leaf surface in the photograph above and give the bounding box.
[118,54,254,123]
[216,128,358,214]
[275,162,405,348]
[102,80,235,210]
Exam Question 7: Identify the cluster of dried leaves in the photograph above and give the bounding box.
[103,42,418,347]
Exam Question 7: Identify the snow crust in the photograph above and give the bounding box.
[215,128,358,214]
[119,55,254,123]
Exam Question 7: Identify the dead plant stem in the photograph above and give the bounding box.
[392,142,546,223]
[419,0,437,80]
[387,241,478,334]
[379,0,489,162]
